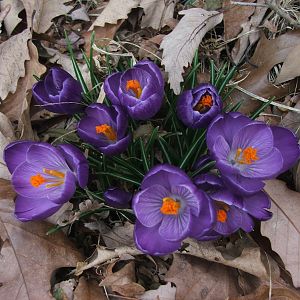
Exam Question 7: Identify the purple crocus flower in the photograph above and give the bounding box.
[207,113,300,195]
[104,60,164,120]
[177,83,222,128]
[104,187,132,208]
[194,173,272,239]
[3,141,89,221]
[132,164,215,255]
[77,103,131,156]
[32,67,84,114]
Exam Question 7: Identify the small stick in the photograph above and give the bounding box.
[230,1,267,7]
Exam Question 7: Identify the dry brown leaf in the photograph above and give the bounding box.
[0,0,24,36]
[89,0,140,30]
[275,44,300,84]
[160,8,223,94]
[140,0,177,30]
[230,30,300,113]
[223,0,255,41]
[0,179,16,199]
[73,277,106,300]
[280,98,300,138]
[139,282,176,300]
[70,6,90,22]
[0,29,31,100]
[261,180,300,288]
[0,41,46,139]
[0,198,83,300]
[184,238,279,280]
[165,254,241,300]
[32,0,73,33]
[100,261,145,297]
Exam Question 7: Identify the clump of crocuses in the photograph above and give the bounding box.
[33,68,84,114]
[4,141,88,221]
[104,60,164,120]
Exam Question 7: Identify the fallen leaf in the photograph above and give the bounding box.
[230,30,300,113]
[0,0,24,36]
[140,0,177,30]
[280,98,300,138]
[0,179,16,199]
[165,254,241,300]
[0,41,46,139]
[32,0,73,33]
[70,5,90,22]
[223,0,255,41]
[139,282,176,300]
[138,34,165,60]
[0,29,31,100]
[160,8,223,94]
[73,277,106,300]
[275,44,300,84]
[261,180,300,288]
[0,112,15,180]
[184,237,279,281]
[89,0,140,30]
[0,198,83,300]
[100,261,145,298]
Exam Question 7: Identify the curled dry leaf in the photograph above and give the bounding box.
[165,254,241,300]
[139,282,176,300]
[70,5,90,22]
[73,277,106,300]
[89,0,140,30]
[261,180,300,288]
[184,237,279,280]
[0,0,23,36]
[0,41,46,139]
[0,28,31,100]
[160,8,223,94]
[0,198,83,300]
[140,0,177,30]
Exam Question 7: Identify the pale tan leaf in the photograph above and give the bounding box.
[0,41,46,139]
[89,0,140,30]
[70,6,90,22]
[261,180,300,288]
[0,0,24,36]
[74,277,106,300]
[140,0,177,30]
[0,198,83,300]
[184,237,279,280]
[32,0,73,33]
[275,44,300,84]
[160,8,223,94]
[0,29,31,100]
[139,282,176,300]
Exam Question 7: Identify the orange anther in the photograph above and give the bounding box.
[217,209,227,223]
[30,174,46,187]
[194,94,213,112]
[235,147,259,165]
[95,124,117,141]
[160,197,181,215]
[126,80,142,98]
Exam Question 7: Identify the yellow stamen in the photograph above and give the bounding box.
[160,197,181,215]
[126,80,142,98]
[95,124,117,141]
[30,174,46,187]
[235,147,259,165]
[194,94,213,112]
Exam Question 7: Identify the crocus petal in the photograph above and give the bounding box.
[133,184,168,227]
[104,187,132,208]
[32,81,52,106]
[14,195,61,222]
[98,134,131,156]
[135,60,164,87]
[104,72,122,105]
[57,144,89,188]
[134,221,181,256]
[213,135,231,162]
[271,126,300,173]
[159,208,191,241]
[3,140,35,173]
[194,173,223,191]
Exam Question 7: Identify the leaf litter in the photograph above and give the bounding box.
[0,0,299,299]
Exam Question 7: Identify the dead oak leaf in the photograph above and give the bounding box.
[0,198,83,300]
[160,8,223,94]
[89,0,140,30]
[0,29,31,100]
[261,180,300,288]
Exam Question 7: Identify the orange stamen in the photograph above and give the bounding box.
[43,168,65,178]
[160,197,181,215]
[194,94,213,112]
[217,209,227,223]
[30,174,46,187]
[235,147,259,165]
[126,80,142,98]
[46,181,64,188]
[95,124,117,141]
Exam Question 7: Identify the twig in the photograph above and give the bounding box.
[234,86,300,114]
[266,0,300,29]
[230,1,267,7]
